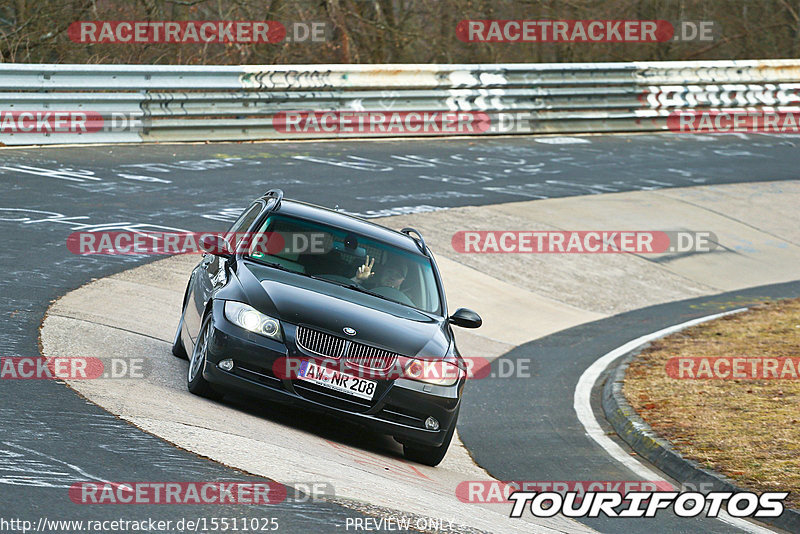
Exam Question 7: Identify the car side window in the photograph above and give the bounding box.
[226,202,263,235]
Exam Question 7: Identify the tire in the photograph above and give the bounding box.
[187,313,223,400]
[402,409,458,467]
[171,311,188,359]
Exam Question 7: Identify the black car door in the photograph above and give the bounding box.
[184,200,265,345]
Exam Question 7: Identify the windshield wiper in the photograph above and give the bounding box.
[248,258,294,272]
[248,258,324,281]
[341,283,398,304]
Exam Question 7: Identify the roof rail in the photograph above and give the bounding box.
[401,227,428,256]
[263,189,284,210]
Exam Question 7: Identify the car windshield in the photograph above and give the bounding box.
[245,213,441,314]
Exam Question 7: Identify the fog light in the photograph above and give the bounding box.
[219,359,234,371]
[425,417,439,431]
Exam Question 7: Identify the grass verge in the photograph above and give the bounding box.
[623,298,800,508]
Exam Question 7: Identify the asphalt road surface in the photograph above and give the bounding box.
[459,280,800,534]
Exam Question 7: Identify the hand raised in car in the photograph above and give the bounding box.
[355,255,375,281]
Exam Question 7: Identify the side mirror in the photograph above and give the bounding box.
[448,308,482,329]
[200,234,233,258]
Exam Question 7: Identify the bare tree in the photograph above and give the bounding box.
[1,0,796,64]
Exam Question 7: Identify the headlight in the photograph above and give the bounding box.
[401,357,464,387]
[224,301,282,341]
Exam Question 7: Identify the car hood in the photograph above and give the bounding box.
[244,263,449,358]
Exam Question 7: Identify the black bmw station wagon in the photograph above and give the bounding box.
[172,190,481,466]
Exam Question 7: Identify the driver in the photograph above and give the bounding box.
[353,255,408,289]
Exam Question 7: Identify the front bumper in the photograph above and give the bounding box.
[202,300,462,447]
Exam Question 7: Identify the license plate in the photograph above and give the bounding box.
[297,360,377,400]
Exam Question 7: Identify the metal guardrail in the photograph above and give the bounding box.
[1,60,799,145]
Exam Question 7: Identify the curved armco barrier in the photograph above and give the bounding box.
[41,179,800,532]
[2,59,800,144]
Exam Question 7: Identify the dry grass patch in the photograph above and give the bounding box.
[624,298,800,509]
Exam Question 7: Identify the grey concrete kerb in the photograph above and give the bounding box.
[603,347,800,534]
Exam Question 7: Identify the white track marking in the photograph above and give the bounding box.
[533,137,591,144]
[1,441,111,487]
[574,307,779,534]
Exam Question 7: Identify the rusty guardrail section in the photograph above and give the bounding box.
[1,60,799,145]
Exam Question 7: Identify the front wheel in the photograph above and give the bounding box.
[402,409,458,466]
[187,313,222,400]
